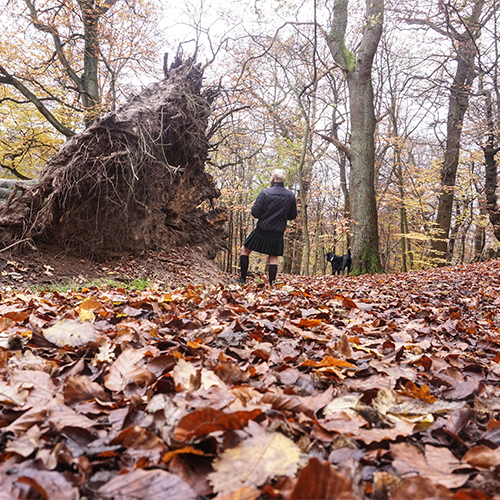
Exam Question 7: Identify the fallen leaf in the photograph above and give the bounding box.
[462,445,500,468]
[104,348,153,392]
[42,319,95,347]
[390,442,470,488]
[173,408,263,442]
[391,476,453,500]
[98,468,195,500]
[172,358,227,391]
[209,424,301,493]
[289,457,359,500]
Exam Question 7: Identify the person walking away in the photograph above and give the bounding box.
[239,169,297,285]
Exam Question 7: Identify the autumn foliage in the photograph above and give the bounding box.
[1,259,500,498]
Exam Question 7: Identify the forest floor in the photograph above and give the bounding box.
[1,255,500,499]
[0,244,231,290]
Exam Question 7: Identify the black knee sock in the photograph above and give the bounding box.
[269,264,278,284]
[240,255,249,282]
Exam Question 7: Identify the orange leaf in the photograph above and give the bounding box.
[400,381,437,403]
[332,294,358,309]
[300,356,357,369]
[296,318,322,328]
[162,446,208,463]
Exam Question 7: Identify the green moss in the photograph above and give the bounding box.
[351,244,384,275]
[339,41,356,73]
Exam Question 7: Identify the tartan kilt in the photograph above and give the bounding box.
[244,229,284,256]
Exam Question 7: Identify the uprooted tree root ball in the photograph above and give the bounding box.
[0,57,227,260]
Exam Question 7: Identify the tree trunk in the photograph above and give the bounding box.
[297,119,311,274]
[483,89,500,241]
[430,0,485,262]
[325,0,384,274]
[81,2,102,124]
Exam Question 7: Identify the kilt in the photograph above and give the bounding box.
[244,229,284,256]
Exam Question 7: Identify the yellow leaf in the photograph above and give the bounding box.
[79,309,95,322]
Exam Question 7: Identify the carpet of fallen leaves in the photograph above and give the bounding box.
[1,259,500,500]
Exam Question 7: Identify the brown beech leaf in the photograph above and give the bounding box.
[209,424,301,494]
[289,457,360,500]
[111,425,166,450]
[332,294,358,309]
[6,402,54,433]
[48,403,97,431]
[173,408,263,442]
[390,442,469,488]
[110,426,166,462]
[5,425,41,457]
[10,369,57,408]
[104,348,153,392]
[0,459,79,500]
[294,318,323,328]
[0,380,29,406]
[354,418,416,445]
[172,358,227,392]
[97,468,195,500]
[392,476,454,500]
[441,378,480,400]
[369,359,417,382]
[261,385,335,417]
[64,375,110,405]
[462,445,500,468]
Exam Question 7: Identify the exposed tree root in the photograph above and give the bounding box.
[0,57,226,260]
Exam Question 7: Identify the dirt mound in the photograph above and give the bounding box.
[0,244,230,290]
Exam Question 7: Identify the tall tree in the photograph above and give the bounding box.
[404,0,486,262]
[324,0,384,273]
[0,0,162,133]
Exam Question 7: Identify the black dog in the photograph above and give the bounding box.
[326,249,351,275]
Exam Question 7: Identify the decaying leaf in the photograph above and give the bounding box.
[42,319,95,347]
[289,457,359,500]
[0,379,29,406]
[173,407,263,442]
[172,358,227,391]
[98,468,195,500]
[209,423,301,493]
[390,442,470,488]
[103,348,154,392]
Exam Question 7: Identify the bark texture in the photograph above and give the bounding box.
[326,0,384,274]
[483,89,500,241]
[0,57,226,260]
[430,0,485,262]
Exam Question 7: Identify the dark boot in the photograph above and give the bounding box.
[269,264,277,285]
[239,255,249,283]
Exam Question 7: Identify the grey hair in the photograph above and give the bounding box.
[272,169,286,183]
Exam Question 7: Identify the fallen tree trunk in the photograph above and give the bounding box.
[0,57,226,259]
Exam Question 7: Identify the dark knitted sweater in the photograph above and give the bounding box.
[251,182,297,237]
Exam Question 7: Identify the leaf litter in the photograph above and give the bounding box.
[1,259,500,498]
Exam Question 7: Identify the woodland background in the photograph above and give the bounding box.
[0,0,499,275]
